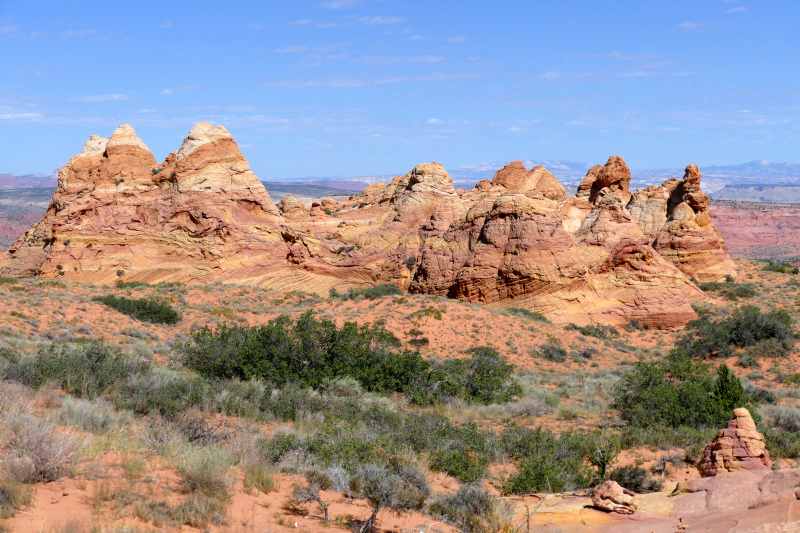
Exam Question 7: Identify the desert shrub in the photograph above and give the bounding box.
[0,476,34,519]
[0,343,129,398]
[763,427,800,459]
[348,463,428,533]
[332,284,403,301]
[429,446,488,483]
[500,425,594,494]
[613,347,759,429]
[179,311,428,395]
[538,343,567,363]
[114,367,209,417]
[57,396,119,433]
[114,280,152,289]
[736,354,760,368]
[608,466,662,493]
[698,281,757,300]
[290,470,333,519]
[171,492,228,527]
[768,406,800,432]
[429,485,513,533]
[565,323,618,339]
[94,294,181,324]
[243,464,276,495]
[2,415,82,482]
[434,347,522,405]
[679,306,794,358]
[173,445,234,499]
[507,308,550,323]
[763,261,800,275]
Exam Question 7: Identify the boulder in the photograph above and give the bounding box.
[278,195,308,218]
[591,480,638,514]
[699,408,770,477]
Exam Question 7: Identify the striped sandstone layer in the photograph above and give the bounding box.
[1,125,735,326]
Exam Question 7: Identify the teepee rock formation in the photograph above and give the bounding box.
[0,124,737,326]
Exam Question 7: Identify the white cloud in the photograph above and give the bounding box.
[249,23,265,30]
[261,71,482,89]
[360,55,445,64]
[0,112,42,122]
[505,127,522,132]
[426,118,441,124]
[71,94,130,102]
[60,29,97,38]
[321,0,358,7]
[740,110,752,113]
[673,71,698,76]
[409,35,423,41]
[275,45,308,53]
[677,22,704,29]
[160,22,173,28]
[291,19,313,25]
[446,35,466,42]
[160,84,204,96]
[358,16,402,25]
[542,71,560,79]
[318,22,345,28]
[726,7,747,12]
[29,31,49,39]
[0,26,19,35]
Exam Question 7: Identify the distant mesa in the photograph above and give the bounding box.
[0,123,737,327]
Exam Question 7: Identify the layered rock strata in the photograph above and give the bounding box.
[699,408,770,477]
[0,127,737,326]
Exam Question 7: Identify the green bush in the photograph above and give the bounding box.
[331,284,403,300]
[679,306,795,358]
[429,486,512,533]
[429,446,488,483]
[94,294,181,324]
[435,347,522,405]
[500,425,594,494]
[608,466,662,493]
[0,343,129,398]
[507,308,550,323]
[538,343,567,363]
[763,261,800,275]
[698,281,757,300]
[613,347,760,429]
[565,323,618,339]
[179,311,426,395]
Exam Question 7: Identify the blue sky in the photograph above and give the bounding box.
[0,0,798,178]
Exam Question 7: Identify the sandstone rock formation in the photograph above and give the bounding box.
[699,408,770,477]
[0,125,737,326]
[591,480,638,514]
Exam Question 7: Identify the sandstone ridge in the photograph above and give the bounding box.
[0,124,737,326]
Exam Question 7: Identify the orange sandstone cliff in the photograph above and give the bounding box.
[0,123,736,326]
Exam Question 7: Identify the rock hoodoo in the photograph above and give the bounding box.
[0,124,737,326]
[699,408,770,477]
[591,480,638,514]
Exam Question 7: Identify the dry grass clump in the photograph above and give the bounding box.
[2,414,83,483]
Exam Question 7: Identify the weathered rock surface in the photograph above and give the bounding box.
[592,480,638,514]
[699,408,770,477]
[0,126,737,326]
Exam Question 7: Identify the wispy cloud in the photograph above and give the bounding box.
[426,118,441,124]
[262,72,482,89]
[70,94,131,102]
[160,22,173,28]
[445,35,466,42]
[358,16,402,25]
[505,127,522,132]
[673,71,699,76]
[249,23,264,30]
[726,7,747,13]
[318,22,346,28]
[29,31,49,39]
[321,0,358,8]
[60,29,97,38]
[359,55,445,64]
[275,45,308,53]
[581,52,666,61]
[291,19,313,25]
[0,112,43,122]
[0,26,19,35]
[160,84,204,96]
[677,22,704,29]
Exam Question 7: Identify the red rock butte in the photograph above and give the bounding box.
[0,123,737,327]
